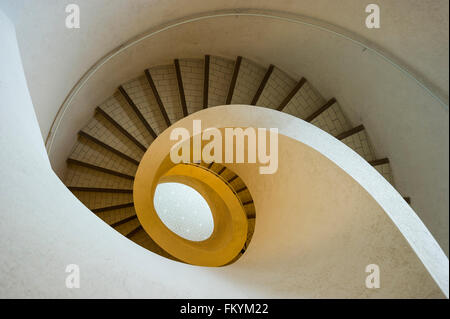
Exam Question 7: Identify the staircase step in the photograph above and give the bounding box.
[236,186,247,193]
[126,225,143,238]
[71,138,137,176]
[203,55,210,109]
[251,64,274,105]
[147,65,184,124]
[174,59,188,117]
[280,81,325,119]
[310,100,351,136]
[336,125,365,140]
[256,67,297,110]
[305,98,337,122]
[120,76,167,136]
[374,162,395,186]
[67,158,134,180]
[277,77,307,111]
[92,202,134,213]
[226,56,243,104]
[217,166,227,175]
[118,86,157,139]
[208,56,235,106]
[96,107,147,151]
[68,186,133,193]
[144,69,171,127]
[177,58,204,115]
[111,215,137,228]
[78,131,140,166]
[369,158,390,166]
[74,192,133,213]
[341,129,376,162]
[230,57,267,105]
[227,175,238,183]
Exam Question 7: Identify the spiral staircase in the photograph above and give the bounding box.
[63,55,410,263]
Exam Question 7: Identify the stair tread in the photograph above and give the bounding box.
[147,64,184,124]
[82,115,143,162]
[71,191,133,211]
[281,81,325,119]
[65,164,134,188]
[341,129,376,162]
[100,94,152,149]
[257,66,297,109]
[310,100,351,136]
[92,202,134,213]
[72,137,137,175]
[67,158,135,180]
[124,75,168,134]
[230,57,266,105]
[208,56,235,107]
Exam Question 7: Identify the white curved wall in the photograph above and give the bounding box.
[145,105,448,298]
[0,1,448,254]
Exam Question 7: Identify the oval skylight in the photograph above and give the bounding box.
[153,183,214,241]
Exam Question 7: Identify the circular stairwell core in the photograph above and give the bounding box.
[134,153,249,267]
[153,182,214,241]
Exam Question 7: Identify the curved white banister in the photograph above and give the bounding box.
[146,104,448,297]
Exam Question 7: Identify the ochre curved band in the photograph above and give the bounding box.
[134,152,248,266]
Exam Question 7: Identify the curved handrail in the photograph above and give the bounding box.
[137,105,448,297]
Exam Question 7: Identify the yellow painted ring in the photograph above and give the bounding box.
[134,157,248,266]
